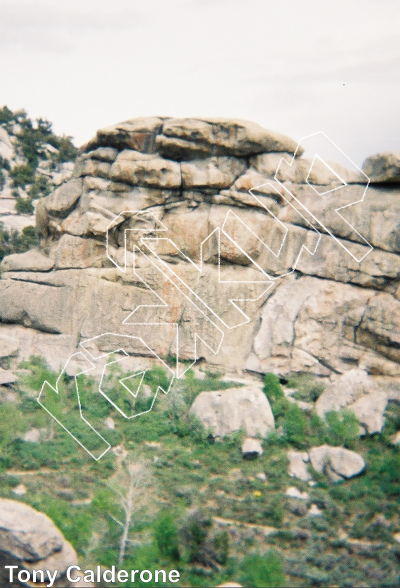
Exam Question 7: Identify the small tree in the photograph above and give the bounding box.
[154,510,180,561]
[179,509,229,569]
[108,456,149,565]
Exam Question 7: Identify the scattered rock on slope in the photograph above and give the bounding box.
[309,445,366,482]
[242,437,263,458]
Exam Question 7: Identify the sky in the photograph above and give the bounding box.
[0,0,399,165]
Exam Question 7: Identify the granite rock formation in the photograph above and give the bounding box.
[0,117,399,391]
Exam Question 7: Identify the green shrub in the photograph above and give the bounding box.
[154,510,180,561]
[1,106,78,169]
[367,451,400,497]
[180,509,213,565]
[263,373,291,422]
[0,155,11,171]
[212,530,229,565]
[308,412,328,446]
[19,355,58,390]
[121,545,165,588]
[263,372,284,403]
[0,106,14,125]
[10,164,35,188]
[0,403,24,464]
[287,373,325,402]
[18,225,38,250]
[31,498,93,554]
[240,550,286,588]
[325,409,359,448]
[262,494,285,526]
[0,224,39,262]
[282,403,307,448]
[28,174,51,199]
[15,196,34,214]
[52,135,79,163]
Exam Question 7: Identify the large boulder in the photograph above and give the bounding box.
[189,385,275,438]
[44,179,83,216]
[0,368,17,385]
[309,445,366,482]
[362,152,400,183]
[242,437,263,458]
[0,499,88,587]
[155,117,301,159]
[0,334,19,361]
[288,450,312,482]
[0,249,54,273]
[316,370,373,415]
[316,370,400,434]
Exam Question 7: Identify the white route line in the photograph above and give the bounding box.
[37,352,111,461]
[275,131,373,262]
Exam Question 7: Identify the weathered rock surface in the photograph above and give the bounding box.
[0,249,54,272]
[45,179,83,216]
[289,445,366,483]
[309,445,366,482]
[0,499,88,587]
[316,370,399,434]
[242,437,263,458]
[0,368,17,385]
[155,117,300,159]
[189,386,275,438]
[0,116,399,398]
[363,152,400,183]
[288,450,312,482]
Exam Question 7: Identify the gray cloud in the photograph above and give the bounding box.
[0,0,398,164]
[0,0,145,52]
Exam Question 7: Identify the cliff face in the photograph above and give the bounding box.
[0,117,400,381]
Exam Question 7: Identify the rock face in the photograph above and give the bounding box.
[189,386,275,438]
[362,152,400,183]
[0,499,87,587]
[0,116,400,391]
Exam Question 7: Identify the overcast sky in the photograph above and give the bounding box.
[0,0,399,165]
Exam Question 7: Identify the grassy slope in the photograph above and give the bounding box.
[0,358,399,587]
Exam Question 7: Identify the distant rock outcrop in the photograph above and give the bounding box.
[0,116,399,390]
[0,108,77,233]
